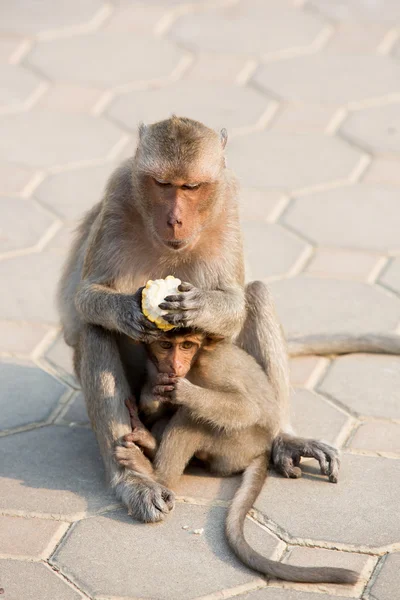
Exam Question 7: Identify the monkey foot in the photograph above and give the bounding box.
[272,435,340,483]
[114,475,175,523]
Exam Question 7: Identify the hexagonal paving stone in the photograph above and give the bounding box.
[318,354,400,419]
[254,55,400,105]
[0,515,67,558]
[255,454,400,547]
[0,358,68,431]
[0,560,83,600]
[0,251,66,323]
[53,506,279,600]
[0,162,36,196]
[170,1,326,57]
[269,277,400,338]
[109,83,271,132]
[0,426,115,517]
[237,589,347,600]
[45,335,75,383]
[239,188,286,222]
[227,132,362,189]
[290,389,349,445]
[60,393,89,425]
[36,163,116,221]
[380,257,400,294]
[0,197,55,253]
[0,321,51,355]
[243,223,308,281]
[310,0,400,23]
[0,65,42,110]
[364,157,400,185]
[0,112,123,168]
[0,0,105,35]
[28,33,183,87]
[350,422,400,455]
[305,248,381,281]
[370,553,400,600]
[341,103,400,155]
[283,185,400,252]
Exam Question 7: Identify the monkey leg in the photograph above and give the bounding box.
[78,324,174,521]
[272,434,340,483]
[154,410,206,489]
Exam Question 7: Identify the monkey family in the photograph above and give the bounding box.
[58,116,395,583]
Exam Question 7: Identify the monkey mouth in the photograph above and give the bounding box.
[164,240,188,250]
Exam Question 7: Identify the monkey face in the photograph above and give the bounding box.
[145,176,217,251]
[148,333,204,376]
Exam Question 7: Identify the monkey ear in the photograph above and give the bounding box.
[138,122,147,139]
[220,128,228,149]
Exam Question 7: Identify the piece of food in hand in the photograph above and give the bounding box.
[141,275,182,331]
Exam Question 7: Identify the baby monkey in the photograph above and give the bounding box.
[116,330,358,585]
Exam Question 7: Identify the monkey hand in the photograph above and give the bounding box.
[119,287,162,342]
[152,373,177,402]
[159,282,204,328]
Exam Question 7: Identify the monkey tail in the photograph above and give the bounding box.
[225,455,359,584]
[287,333,400,357]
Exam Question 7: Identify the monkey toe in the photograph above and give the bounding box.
[289,466,302,478]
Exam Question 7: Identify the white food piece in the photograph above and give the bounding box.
[141,275,182,331]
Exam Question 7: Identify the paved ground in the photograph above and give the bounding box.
[1,1,400,599]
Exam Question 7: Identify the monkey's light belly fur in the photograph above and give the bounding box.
[141,276,182,331]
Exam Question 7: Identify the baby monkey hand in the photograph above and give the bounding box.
[152,374,191,404]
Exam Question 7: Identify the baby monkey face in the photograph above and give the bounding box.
[148,332,204,377]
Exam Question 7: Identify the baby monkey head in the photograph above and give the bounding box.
[147,328,223,377]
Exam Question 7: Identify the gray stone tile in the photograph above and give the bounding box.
[0,251,65,323]
[364,157,400,185]
[0,65,42,110]
[36,84,103,113]
[45,335,75,381]
[239,188,285,223]
[0,197,54,253]
[243,223,308,281]
[324,22,388,55]
[270,277,400,339]
[61,393,89,425]
[254,56,400,104]
[289,356,323,388]
[0,321,51,355]
[36,163,121,221]
[0,426,115,517]
[227,132,361,189]
[255,454,400,547]
[290,389,348,445]
[53,506,277,599]
[237,589,347,600]
[350,421,400,454]
[28,33,183,87]
[109,83,272,132]
[171,2,326,57]
[284,185,400,252]
[103,2,168,32]
[175,467,240,502]
[341,103,400,155]
[319,354,400,419]
[0,112,123,168]
[0,358,67,430]
[0,515,67,558]
[270,103,334,133]
[183,53,247,83]
[0,560,83,600]
[310,0,400,23]
[305,248,380,281]
[0,162,35,196]
[379,257,400,294]
[370,553,400,600]
[0,37,24,63]
[284,545,369,575]
[1,0,105,35]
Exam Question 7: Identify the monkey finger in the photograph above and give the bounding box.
[310,449,329,476]
[153,385,175,395]
[159,301,186,311]
[178,282,194,292]
[163,313,189,326]
[328,455,340,484]
[163,294,185,303]
[155,373,177,384]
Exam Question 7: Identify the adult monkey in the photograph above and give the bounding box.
[58,116,400,522]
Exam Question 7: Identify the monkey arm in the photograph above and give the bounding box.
[161,284,246,339]
[171,378,261,432]
[75,282,159,341]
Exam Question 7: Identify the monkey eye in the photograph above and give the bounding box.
[154,179,171,187]
[181,341,194,350]
[159,341,173,349]
[181,183,201,190]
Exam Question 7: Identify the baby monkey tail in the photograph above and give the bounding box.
[225,454,359,585]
